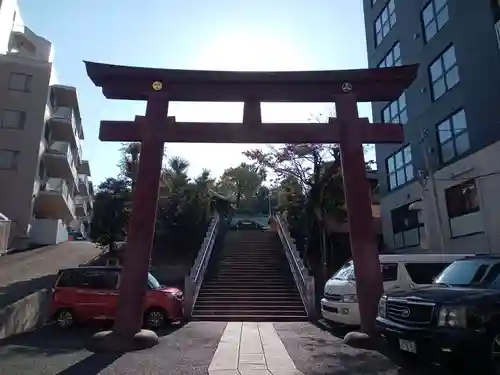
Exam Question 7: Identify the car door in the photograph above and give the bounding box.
[75,270,118,320]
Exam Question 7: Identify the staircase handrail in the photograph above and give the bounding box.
[194,214,219,283]
[276,216,306,286]
[184,213,220,318]
[274,214,316,319]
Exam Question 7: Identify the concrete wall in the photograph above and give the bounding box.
[30,218,68,245]
[381,140,500,254]
[0,56,52,244]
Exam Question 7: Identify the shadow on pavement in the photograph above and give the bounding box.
[0,325,95,357]
[0,274,56,307]
[312,319,464,375]
[55,353,122,375]
[0,320,185,357]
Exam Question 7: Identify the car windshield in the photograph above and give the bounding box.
[332,262,355,281]
[148,273,161,289]
[434,259,492,287]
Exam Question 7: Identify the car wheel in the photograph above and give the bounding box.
[55,308,75,329]
[143,308,168,330]
[486,332,500,375]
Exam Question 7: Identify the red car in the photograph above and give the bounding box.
[49,266,184,329]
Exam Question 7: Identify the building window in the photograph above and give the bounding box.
[445,179,482,237]
[391,202,424,249]
[374,0,396,46]
[0,149,20,170]
[382,92,407,125]
[422,0,449,42]
[378,42,401,68]
[429,45,459,100]
[437,109,469,163]
[0,109,26,129]
[386,145,414,190]
[8,73,33,92]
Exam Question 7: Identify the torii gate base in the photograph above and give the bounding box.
[84,61,418,352]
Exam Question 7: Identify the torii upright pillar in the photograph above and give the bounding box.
[334,92,382,335]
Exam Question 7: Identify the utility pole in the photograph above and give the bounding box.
[418,127,446,253]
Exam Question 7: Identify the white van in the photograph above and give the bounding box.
[321,253,473,326]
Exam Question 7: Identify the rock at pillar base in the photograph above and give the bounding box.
[343,331,377,350]
[87,329,159,353]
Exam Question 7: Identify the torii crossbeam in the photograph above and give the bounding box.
[84,61,418,351]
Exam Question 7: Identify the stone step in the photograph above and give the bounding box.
[198,290,299,296]
[200,286,295,292]
[210,275,291,279]
[194,305,305,312]
[196,293,302,303]
[190,314,308,321]
[191,309,306,316]
[195,299,303,306]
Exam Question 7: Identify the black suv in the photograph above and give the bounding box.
[376,255,500,371]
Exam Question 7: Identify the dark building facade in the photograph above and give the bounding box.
[363,0,500,254]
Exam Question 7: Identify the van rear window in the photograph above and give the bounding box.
[404,262,451,284]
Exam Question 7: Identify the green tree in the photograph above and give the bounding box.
[89,177,131,251]
[154,162,215,265]
[216,163,266,210]
[244,142,373,287]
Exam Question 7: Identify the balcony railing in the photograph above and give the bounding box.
[39,178,75,214]
[74,196,85,206]
[52,106,80,142]
[40,177,69,197]
[46,140,74,168]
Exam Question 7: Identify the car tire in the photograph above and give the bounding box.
[54,308,76,329]
[143,308,168,330]
[483,331,500,375]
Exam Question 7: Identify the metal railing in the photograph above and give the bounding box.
[275,214,316,319]
[0,213,11,254]
[183,213,221,318]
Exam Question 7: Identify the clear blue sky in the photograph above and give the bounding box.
[19,0,373,185]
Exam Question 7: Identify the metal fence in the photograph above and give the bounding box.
[0,213,11,253]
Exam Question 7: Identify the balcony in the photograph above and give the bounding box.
[78,160,91,176]
[78,174,90,196]
[48,106,79,145]
[8,24,52,62]
[43,140,77,183]
[10,24,37,52]
[34,178,75,221]
[74,196,88,218]
[50,86,84,140]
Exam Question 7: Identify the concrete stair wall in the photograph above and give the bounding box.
[192,229,307,321]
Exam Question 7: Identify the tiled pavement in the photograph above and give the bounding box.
[0,321,464,375]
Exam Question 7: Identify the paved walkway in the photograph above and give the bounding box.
[0,241,102,307]
[208,322,302,375]
[0,321,460,375]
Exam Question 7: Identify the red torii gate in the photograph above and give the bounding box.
[85,61,418,351]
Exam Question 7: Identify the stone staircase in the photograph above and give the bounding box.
[191,229,307,321]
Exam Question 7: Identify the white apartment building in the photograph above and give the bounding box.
[0,0,93,251]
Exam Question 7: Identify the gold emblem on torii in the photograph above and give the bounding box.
[152,81,163,91]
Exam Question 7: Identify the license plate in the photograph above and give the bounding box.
[399,339,417,353]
